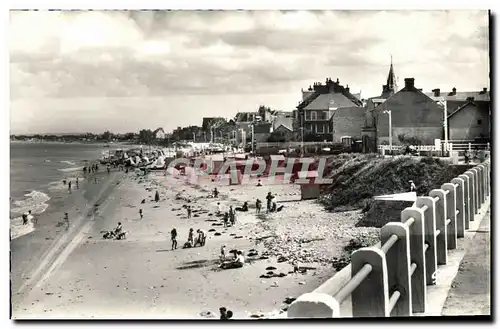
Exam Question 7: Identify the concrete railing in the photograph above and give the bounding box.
[287,159,490,318]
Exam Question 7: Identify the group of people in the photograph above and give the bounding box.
[170,227,207,250]
[219,247,245,269]
[21,210,34,225]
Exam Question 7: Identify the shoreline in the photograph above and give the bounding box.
[11,169,127,306]
[12,167,378,319]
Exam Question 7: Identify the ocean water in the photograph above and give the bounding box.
[9,142,123,239]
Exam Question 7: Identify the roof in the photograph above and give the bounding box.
[329,106,366,120]
[425,91,490,102]
[273,117,293,131]
[447,100,490,119]
[304,93,358,110]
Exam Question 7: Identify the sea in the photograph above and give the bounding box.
[9,142,125,239]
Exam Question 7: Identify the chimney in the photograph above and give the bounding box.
[432,88,441,97]
[404,78,415,90]
[345,84,350,93]
[480,87,487,94]
[466,96,475,102]
[452,87,457,95]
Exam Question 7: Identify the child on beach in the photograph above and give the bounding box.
[216,202,222,215]
[255,199,262,214]
[220,245,226,261]
[139,209,143,220]
[171,228,178,250]
[187,206,192,219]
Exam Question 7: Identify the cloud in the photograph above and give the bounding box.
[9,10,489,134]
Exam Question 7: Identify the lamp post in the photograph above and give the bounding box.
[436,98,448,155]
[251,123,255,155]
[383,110,392,154]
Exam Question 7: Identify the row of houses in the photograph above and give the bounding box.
[168,60,490,151]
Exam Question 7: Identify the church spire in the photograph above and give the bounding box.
[386,55,397,92]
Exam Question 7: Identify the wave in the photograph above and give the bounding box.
[60,160,76,166]
[57,166,84,173]
[10,216,35,240]
[44,159,51,163]
[11,190,51,215]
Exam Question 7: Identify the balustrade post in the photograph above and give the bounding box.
[470,168,480,212]
[351,247,390,317]
[473,167,484,206]
[415,197,438,285]
[381,223,412,316]
[450,178,465,238]
[464,171,476,217]
[287,292,341,318]
[458,174,472,228]
[441,183,457,249]
[401,207,426,313]
[428,190,447,265]
[477,165,486,203]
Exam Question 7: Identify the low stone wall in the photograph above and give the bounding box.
[286,159,491,318]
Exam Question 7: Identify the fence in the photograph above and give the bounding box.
[286,159,490,318]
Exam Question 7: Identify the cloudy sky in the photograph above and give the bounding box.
[10,10,489,134]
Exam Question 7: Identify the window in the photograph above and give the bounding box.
[304,111,310,121]
[317,123,324,133]
[477,119,482,125]
[311,111,317,121]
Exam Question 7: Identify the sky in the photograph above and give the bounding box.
[9,10,490,135]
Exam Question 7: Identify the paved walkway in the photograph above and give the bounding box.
[441,209,491,316]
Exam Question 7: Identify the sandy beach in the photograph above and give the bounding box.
[12,168,379,319]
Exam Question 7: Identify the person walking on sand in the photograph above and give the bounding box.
[223,212,229,227]
[187,205,192,219]
[155,191,160,202]
[76,177,79,190]
[255,199,262,214]
[107,165,110,175]
[213,188,219,198]
[22,212,28,225]
[63,212,69,227]
[171,228,178,250]
[68,180,72,193]
[139,208,143,220]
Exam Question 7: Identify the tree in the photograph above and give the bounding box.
[101,130,112,141]
[123,132,136,140]
[138,129,154,144]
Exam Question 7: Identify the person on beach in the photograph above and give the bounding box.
[219,250,245,269]
[114,222,123,235]
[22,212,28,225]
[96,164,99,172]
[139,208,143,220]
[29,210,36,224]
[107,165,110,175]
[212,188,219,198]
[188,228,194,245]
[235,202,248,212]
[64,212,69,227]
[255,199,262,214]
[155,191,160,202]
[216,202,222,216]
[256,179,262,187]
[187,205,192,219]
[220,244,227,261]
[94,176,98,184]
[219,307,228,320]
[68,180,72,193]
[266,192,274,212]
[196,229,206,246]
[83,166,87,175]
[223,212,229,227]
[171,228,178,250]
[76,177,79,190]
[409,180,416,192]
[230,208,236,226]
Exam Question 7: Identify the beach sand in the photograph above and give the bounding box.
[11,170,379,319]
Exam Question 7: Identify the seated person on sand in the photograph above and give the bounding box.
[219,250,245,269]
[256,179,262,187]
[212,188,219,198]
[114,222,123,235]
[235,202,248,212]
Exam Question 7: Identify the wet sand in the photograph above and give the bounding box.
[12,169,378,319]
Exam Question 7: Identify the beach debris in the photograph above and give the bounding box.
[250,313,265,319]
[265,266,277,271]
[277,256,288,263]
[208,229,216,232]
[270,282,279,288]
[283,297,296,305]
[214,232,222,236]
[298,281,305,285]
[266,271,275,276]
[233,236,243,239]
[259,274,271,279]
[247,251,258,257]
